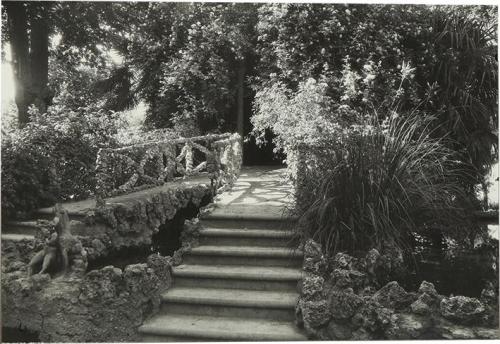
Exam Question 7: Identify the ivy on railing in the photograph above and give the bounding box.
[95,133,242,207]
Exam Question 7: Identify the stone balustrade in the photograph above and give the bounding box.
[95,132,242,207]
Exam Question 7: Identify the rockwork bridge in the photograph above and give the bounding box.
[1,132,307,341]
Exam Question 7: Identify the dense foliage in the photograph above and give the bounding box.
[2,2,139,217]
[252,76,480,253]
[1,103,121,218]
[254,4,497,189]
[1,1,122,124]
[1,2,497,244]
[252,78,352,155]
[296,114,477,254]
[252,4,497,254]
[103,2,258,134]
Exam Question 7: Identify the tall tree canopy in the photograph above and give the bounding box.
[2,2,497,182]
[99,2,259,134]
[2,1,133,124]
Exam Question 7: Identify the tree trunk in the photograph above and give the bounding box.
[236,60,246,140]
[5,2,51,127]
[30,9,50,115]
[5,1,31,127]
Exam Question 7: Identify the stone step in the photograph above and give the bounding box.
[1,233,35,241]
[2,218,89,237]
[141,334,217,342]
[160,287,297,321]
[1,221,39,236]
[138,314,307,342]
[33,208,87,222]
[32,209,58,220]
[201,213,296,230]
[172,264,302,291]
[184,245,303,267]
[199,227,297,247]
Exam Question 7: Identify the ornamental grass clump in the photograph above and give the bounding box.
[297,114,476,254]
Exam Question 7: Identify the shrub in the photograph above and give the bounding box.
[252,78,360,158]
[295,113,478,254]
[115,127,179,146]
[1,105,121,218]
[252,74,484,255]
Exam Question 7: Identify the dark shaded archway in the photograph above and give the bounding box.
[240,71,284,166]
[243,129,285,166]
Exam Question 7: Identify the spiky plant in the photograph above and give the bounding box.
[427,8,498,196]
[296,113,476,254]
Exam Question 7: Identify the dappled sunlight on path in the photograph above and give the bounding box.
[212,166,294,218]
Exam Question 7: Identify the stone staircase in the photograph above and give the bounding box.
[138,212,306,342]
[1,166,306,341]
[1,208,85,242]
[1,220,39,241]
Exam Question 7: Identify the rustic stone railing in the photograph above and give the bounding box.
[95,133,242,207]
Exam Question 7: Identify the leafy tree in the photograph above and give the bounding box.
[2,1,122,126]
[101,2,259,134]
[422,8,498,190]
[1,1,131,216]
[2,2,496,181]
[255,3,497,192]
[3,1,51,125]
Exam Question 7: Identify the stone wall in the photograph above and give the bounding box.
[2,254,171,342]
[82,184,211,260]
[296,240,500,340]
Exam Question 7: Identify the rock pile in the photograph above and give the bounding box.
[296,240,499,340]
[1,254,172,342]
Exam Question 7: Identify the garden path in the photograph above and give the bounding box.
[212,165,294,218]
